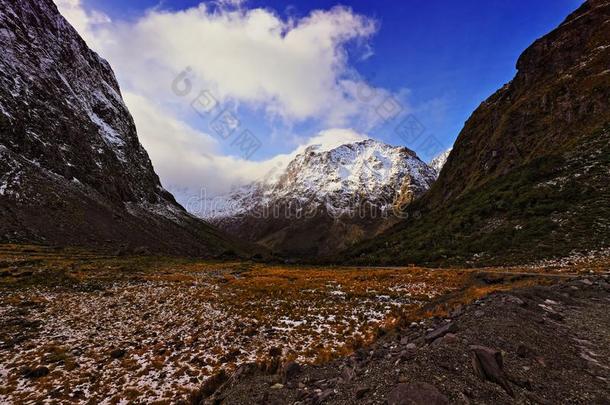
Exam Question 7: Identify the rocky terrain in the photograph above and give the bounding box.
[344,0,610,266]
[0,0,242,257]
[203,140,436,256]
[1,245,607,404]
[194,273,610,405]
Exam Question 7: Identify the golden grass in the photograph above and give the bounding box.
[1,243,606,403]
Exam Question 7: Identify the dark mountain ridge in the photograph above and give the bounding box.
[0,0,245,256]
[343,0,610,266]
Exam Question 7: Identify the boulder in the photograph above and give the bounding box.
[470,345,513,396]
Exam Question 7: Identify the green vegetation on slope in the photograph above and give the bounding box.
[345,126,610,266]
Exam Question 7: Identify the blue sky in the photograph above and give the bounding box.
[84,0,581,155]
[61,0,583,198]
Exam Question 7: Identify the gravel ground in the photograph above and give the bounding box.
[203,274,610,405]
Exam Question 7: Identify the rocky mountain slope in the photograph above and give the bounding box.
[0,0,243,256]
[202,139,436,256]
[344,0,610,266]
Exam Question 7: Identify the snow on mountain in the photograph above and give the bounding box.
[429,148,452,176]
[202,139,436,221]
[0,0,240,256]
[197,139,437,255]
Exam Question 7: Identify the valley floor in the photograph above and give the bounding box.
[0,245,607,403]
[212,273,610,405]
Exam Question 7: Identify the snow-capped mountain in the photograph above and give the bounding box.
[201,139,437,255]
[429,148,452,176]
[0,0,241,256]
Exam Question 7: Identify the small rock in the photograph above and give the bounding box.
[474,310,485,318]
[355,386,370,399]
[505,295,526,306]
[109,349,126,359]
[425,322,457,343]
[400,336,410,346]
[270,383,284,390]
[517,344,535,358]
[23,366,49,379]
[406,343,417,351]
[439,333,458,345]
[387,382,449,405]
[547,311,564,322]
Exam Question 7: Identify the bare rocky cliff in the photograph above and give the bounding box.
[0,0,243,256]
[432,0,610,206]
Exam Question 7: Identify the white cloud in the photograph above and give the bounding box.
[126,92,368,201]
[56,0,382,126]
[55,0,110,47]
[54,0,392,205]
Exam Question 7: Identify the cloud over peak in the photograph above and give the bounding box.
[58,0,380,126]
[54,0,391,204]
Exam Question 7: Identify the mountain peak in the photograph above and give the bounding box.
[199,137,437,255]
[429,148,453,176]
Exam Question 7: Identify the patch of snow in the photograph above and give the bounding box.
[429,148,452,176]
[0,100,12,119]
[88,111,124,148]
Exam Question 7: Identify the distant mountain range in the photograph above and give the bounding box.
[201,139,437,256]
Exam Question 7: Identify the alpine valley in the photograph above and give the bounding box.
[0,0,609,404]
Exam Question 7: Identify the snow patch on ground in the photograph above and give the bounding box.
[0,264,449,403]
